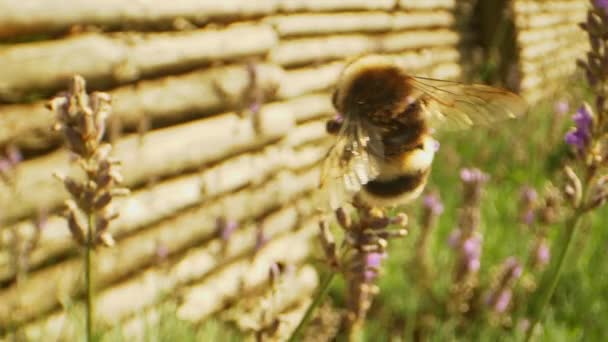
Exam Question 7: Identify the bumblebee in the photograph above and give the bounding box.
[321,54,527,209]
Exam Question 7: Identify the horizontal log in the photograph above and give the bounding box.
[519,45,586,74]
[265,11,454,37]
[265,12,392,37]
[0,139,330,282]
[278,0,395,12]
[398,0,455,10]
[516,24,584,45]
[513,0,588,15]
[0,166,321,328]
[514,11,586,29]
[0,23,277,102]
[0,62,284,150]
[0,0,280,38]
[177,220,318,322]
[391,11,455,30]
[520,62,578,91]
[269,29,459,67]
[520,35,589,60]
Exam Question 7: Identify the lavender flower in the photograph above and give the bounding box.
[485,257,522,315]
[565,104,594,153]
[449,168,488,315]
[423,193,444,216]
[519,186,538,226]
[596,0,608,14]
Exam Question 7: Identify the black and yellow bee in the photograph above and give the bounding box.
[321,54,527,209]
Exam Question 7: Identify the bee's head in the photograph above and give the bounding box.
[333,55,413,123]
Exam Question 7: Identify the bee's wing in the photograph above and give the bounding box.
[409,76,527,131]
[319,117,383,210]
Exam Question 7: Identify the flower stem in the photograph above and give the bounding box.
[525,210,582,341]
[287,272,335,342]
[84,213,95,342]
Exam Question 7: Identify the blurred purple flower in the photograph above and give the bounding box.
[535,240,551,267]
[565,104,593,151]
[554,99,569,116]
[504,256,523,278]
[460,168,489,183]
[493,289,513,313]
[520,186,538,203]
[365,252,385,268]
[448,228,461,247]
[463,234,482,271]
[423,193,444,215]
[596,0,608,13]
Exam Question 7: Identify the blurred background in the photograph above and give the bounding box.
[0,0,603,341]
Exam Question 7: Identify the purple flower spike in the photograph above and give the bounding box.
[423,193,444,215]
[565,104,593,151]
[494,289,513,313]
[520,186,538,203]
[460,168,489,183]
[536,240,551,267]
[596,0,608,13]
[448,229,461,248]
[365,252,385,268]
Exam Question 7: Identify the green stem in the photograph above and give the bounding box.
[85,213,95,342]
[287,272,335,342]
[525,211,582,341]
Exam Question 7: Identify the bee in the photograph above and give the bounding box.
[320,54,527,209]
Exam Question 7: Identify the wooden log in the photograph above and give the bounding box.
[0,62,284,151]
[278,0,396,12]
[514,11,586,29]
[0,23,278,102]
[391,11,455,30]
[0,0,280,38]
[513,0,588,15]
[398,0,455,10]
[517,24,584,45]
[265,11,454,38]
[520,45,586,74]
[520,63,579,91]
[0,140,330,282]
[520,36,589,60]
[0,166,321,328]
[268,29,459,67]
[265,12,392,37]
